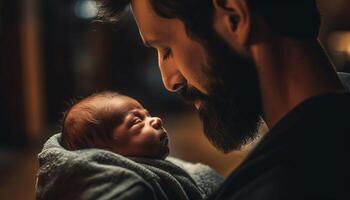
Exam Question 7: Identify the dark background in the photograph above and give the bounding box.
[1,0,350,199]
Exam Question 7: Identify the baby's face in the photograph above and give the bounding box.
[109,96,169,159]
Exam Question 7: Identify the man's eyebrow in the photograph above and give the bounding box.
[143,39,162,47]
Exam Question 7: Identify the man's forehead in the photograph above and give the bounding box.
[130,0,159,19]
[130,0,177,45]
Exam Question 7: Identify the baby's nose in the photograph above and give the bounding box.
[150,117,163,130]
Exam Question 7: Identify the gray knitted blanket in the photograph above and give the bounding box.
[36,134,223,200]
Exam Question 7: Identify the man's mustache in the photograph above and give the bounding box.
[178,85,209,104]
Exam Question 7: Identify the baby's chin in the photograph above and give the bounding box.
[159,147,170,160]
[150,144,170,160]
[107,144,170,160]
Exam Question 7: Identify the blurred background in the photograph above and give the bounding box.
[1,0,350,199]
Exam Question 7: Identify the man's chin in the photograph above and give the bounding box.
[198,104,261,153]
[202,126,252,153]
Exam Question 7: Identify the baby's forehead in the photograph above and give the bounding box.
[107,96,144,117]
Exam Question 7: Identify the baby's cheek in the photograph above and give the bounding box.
[135,135,157,149]
[142,130,158,141]
[142,136,162,155]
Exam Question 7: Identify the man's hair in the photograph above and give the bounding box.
[62,91,123,150]
[97,0,321,39]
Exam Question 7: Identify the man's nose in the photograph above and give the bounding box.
[162,74,186,92]
[159,58,186,92]
[150,117,163,130]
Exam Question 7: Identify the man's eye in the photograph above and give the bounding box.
[162,48,171,60]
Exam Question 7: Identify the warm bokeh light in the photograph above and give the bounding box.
[328,31,350,54]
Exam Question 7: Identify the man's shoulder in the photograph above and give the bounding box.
[212,92,350,200]
[271,91,350,139]
[218,164,292,200]
[215,157,347,200]
[290,91,350,137]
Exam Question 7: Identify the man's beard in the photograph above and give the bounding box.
[180,31,263,153]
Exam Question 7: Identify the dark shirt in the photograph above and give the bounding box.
[211,92,350,200]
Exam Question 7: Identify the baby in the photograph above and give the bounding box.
[55,91,223,199]
[62,91,169,159]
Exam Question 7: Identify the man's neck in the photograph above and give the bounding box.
[251,38,345,128]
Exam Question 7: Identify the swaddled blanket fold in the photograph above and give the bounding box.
[36,133,223,200]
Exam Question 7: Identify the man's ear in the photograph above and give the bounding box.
[212,0,252,46]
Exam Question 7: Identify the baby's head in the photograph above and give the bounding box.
[62,91,169,159]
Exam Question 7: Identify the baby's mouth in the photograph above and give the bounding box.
[160,131,169,146]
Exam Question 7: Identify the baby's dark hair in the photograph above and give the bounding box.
[61,91,124,150]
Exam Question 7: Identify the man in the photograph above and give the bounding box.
[97,0,349,199]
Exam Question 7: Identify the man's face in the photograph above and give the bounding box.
[131,0,262,152]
